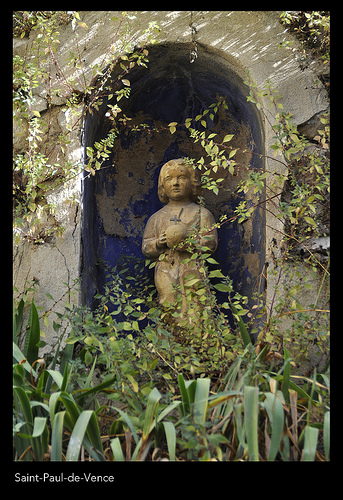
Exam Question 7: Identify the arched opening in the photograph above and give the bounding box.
[81,42,265,334]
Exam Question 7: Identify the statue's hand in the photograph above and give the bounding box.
[156,231,167,249]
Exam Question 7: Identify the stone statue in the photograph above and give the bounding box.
[142,158,218,324]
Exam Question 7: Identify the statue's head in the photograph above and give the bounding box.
[158,158,202,204]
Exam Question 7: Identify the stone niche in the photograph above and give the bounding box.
[81,42,265,329]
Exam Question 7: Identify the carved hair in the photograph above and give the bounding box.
[158,158,202,204]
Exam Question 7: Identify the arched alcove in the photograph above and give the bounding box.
[81,42,265,333]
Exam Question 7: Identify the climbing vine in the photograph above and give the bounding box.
[161,71,329,360]
[13,11,160,244]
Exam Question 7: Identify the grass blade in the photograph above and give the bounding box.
[232,304,252,347]
[59,392,82,434]
[13,342,38,379]
[25,300,40,366]
[162,421,176,461]
[111,437,125,461]
[13,297,24,345]
[323,411,330,461]
[289,389,299,461]
[66,410,104,461]
[115,408,139,446]
[178,373,190,417]
[51,411,66,461]
[17,417,49,461]
[281,348,291,404]
[263,392,284,461]
[46,369,64,389]
[157,400,181,424]
[243,385,259,461]
[193,378,210,425]
[143,387,162,440]
[134,388,162,461]
[73,374,116,400]
[66,411,93,461]
[301,425,319,461]
[83,411,105,461]
[13,386,33,428]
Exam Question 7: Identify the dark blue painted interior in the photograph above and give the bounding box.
[81,44,265,335]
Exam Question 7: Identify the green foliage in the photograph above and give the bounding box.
[13,331,114,461]
[13,295,329,461]
[279,11,330,64]
[13,11,160,244]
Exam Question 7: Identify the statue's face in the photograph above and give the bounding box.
[162,164,192,201]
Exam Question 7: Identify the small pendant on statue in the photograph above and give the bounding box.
[170,208,184,225]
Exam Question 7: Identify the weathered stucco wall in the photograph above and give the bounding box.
[13,11,329,356]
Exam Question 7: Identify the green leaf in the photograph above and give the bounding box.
[168,122,178,134]
[143,388,161,440]
[222,134,234,143]
[282,348,291,404]
[323,411,330,461]
[121,79,130,86]
[193,378,210,425]
[51,411,66,461]
[213,283,231,292]
[49,391,62,427]
[59,392,81,431]
[244,385,259,461]
[231,304,252,347]
[13,343,38,378]
[84,350,93,364]
[156,401,181,423]
[302,426,319,461]
[206,257,219,265]
[46,369,64,389]
[13,297,24,345]
[115,408,139,445]
[25,300,40,366]
[17,417,49,461]
[178,373,191,417]
[235,308,249,316]
[263,392,284,461]
[111,437,125,461]
[13,385,33,428]
[66,411,93,461]
[126,373,139,392]
[208,269,225,278]
[162,421,176,461]
[304,216,317,227]
[184,277,200,287]
[66,410,104,461]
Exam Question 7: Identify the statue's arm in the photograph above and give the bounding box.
[142,214,165,259]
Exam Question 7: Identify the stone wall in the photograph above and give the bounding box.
[13,11,329,358]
